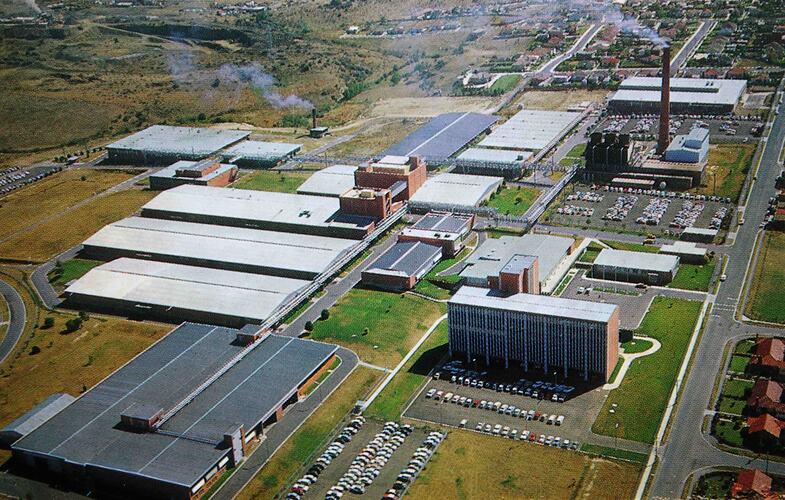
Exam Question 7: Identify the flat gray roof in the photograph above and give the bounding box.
[611,77,747,106]
[412,212,473,234]
[382,112,498,160]
[66,258,309,321]
[594,248,680,273]
[410,173,503,207]
[296,165,357,197]
[13,323,337,488]
[456,147,532,165]
[450,286,618,323]
[1,394,75,443]
[478,109,581,151]
[660,241,707,257]
[220,140,302,161]
[83,216,357,277]
[107,126,250,156]
[460,235,573,283]
[141,185,373,234]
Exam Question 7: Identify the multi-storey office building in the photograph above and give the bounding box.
[448,286,620,382]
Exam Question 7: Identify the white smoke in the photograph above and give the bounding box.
[23,0,41,14]
[567,0,669,48]
[166,52,312,109]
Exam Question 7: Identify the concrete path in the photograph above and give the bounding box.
[603,337,662,391]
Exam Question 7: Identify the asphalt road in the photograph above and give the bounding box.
[538,24,603,76]
[211,347,359,500]
[670,21,716,74]
[647,84,785,498]
[0,279,26,366]
[30,246,81,309]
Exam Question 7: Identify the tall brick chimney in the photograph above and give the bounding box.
[657,44,671,155]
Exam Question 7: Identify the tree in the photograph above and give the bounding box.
[64,317,82,333]
[320,309,330,321]
[42,317,54,329]
[78,311,89,321]
[304,321,314,332]
[29,346,41,355]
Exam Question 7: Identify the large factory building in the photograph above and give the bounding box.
[10,323,339,500]
[448,286,620,382]
[608,77,747,115]
[106,126,250,165]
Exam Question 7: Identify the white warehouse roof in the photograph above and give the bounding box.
[478,109,582,151]
[460,234,573,284]
[107,126,250,156]
[141,185,373,235]
[450,286,618,323]
[611,77,747,107]
[296,165,357,197]
[66,258,309,323]
[594,248,679,273]
[83,217,358,278]
[410,173,503,208]
[456,148,532,165]
[220,140,302,161]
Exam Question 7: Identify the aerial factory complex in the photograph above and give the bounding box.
[1,0,784,499]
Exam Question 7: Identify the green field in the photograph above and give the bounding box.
[668,261,716,292]
[560,143,586,167]
[237,366,383,500]
[698,144,756,201]
[47,259,103,289]
[307,289,445,369]
[486,186,541,216]
[407,430,642,499]
[413,246,470,300]
[231,170,312,193]
[579,243,605,263]
[601,240,660,253]
[365,320,447,421]
[579,443,648,464]
[747,232,785,323]
[729,355,750,373]
[717,378,753,415]
[592,297,704,443]
[488,74,521,94]
[714,418,745,447]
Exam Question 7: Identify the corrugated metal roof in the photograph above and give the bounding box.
[478,109,581,151]
[611,77,746,106]
[460,235,573,283]
[410,173,503,207]
[366,241,441,277]
[383,112,498,160]
[456,147,532,164]
[449,286,618,323]
[296,165,357,197]
[107,126,250,156]
[220,140,302,161]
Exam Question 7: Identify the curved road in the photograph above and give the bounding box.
[0,279,26,366]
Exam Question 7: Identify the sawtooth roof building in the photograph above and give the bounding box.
[65,258,310,327]
[106,126,250,165]
[609,77,747,114]
[11,323,339,500]
[361,241,442,291]
[140,185,375,239]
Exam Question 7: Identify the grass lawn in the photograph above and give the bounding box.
[231,170,312,193]
[413,246,471,300]
[486,186,541,216]
[488,74,521,93]
[307,289,446,369]
[697,144,756,201]
[592,297,703,443]
[714,419,745,448]
[47,258,103,290]
[579,247,602,263]
[237,366,383,500]
[735,339,756,355]
[723,378,754,399]
[747,232,785,323]
[485,226,526,238]
[365,320,447,421]
[718,397,747,415]
[729,355,750,374]
[622,338,653,354]
[328,119,426,157]
[693,472,735,499]
[0,189,156,263]
[579,443,648,465]
[668,261,716,292]
[601,240,660,253]
[407,430,642,499]
[0,169,136,237]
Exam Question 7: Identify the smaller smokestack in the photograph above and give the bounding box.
[311,108,317,129]
[657,44,671,155]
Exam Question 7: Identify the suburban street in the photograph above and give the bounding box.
[648,85,785,498]
[671,21,716,74]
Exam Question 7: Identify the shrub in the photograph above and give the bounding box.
[29,346,41,355]
[304,321,314,332]
[42,317,55,329]
[320,309,330,321]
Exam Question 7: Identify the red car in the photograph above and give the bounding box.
[528,433,537,442]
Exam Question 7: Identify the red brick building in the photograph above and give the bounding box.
[354,155,427,201]
[339,187,395,220]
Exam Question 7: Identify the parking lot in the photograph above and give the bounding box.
[545,183,732,237]
[0,165,62,196]
[288,419,436,500]
[403,364,608,450]
[599,115,760,143]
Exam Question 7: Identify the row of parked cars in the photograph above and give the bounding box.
[636,197,671,226]
[566,191,604,203]
[288,416,367,499]
[670,200,705,228]
[710,206,729,230]
[0,166,61,196]
[437,363,576,400]
[556,204,594,217]
[473,421,579,450]
[603,195,638,222]
[600,185,731,204]
[325,421,415,498]
[382,431,444,500]
[428,388,567,425]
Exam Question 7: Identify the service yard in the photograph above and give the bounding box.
[542,183,732,239]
